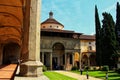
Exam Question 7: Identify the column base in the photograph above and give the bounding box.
[19,60,43,77]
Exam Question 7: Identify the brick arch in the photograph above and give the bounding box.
[0,0,23,46]
[0,35,21,46]
[0,12,22,25]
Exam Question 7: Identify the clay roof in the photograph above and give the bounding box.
[41,11,64,27]
[41,28,73,33]
[41,18,64,27]
[80,35,95,40]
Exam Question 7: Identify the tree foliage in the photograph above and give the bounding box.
[95,5,119,67]
[95,5,102,66]
[101,12,117,67]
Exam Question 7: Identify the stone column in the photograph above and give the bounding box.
[20,0,43,77]
[50,52,52,70]
[42,52,44,64]
[64,53,67,70]
[79,52,82,70]
[72,53,74,66]
[87,53,91,67]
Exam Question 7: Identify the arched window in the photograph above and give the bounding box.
[88,46,92,50]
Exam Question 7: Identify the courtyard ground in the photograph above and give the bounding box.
[54,70,103,80]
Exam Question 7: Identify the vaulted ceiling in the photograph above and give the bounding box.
[0,0,23,45]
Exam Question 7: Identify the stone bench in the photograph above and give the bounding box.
[0,64,18,80]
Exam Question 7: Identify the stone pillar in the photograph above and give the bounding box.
[72,53,74,66]
[20,0,43,77]
[79,52,82,70]
[50,52,52,70]
[64,53,67,70]
[42,52,44,64]
[87,53,91,67]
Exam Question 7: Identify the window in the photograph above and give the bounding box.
[50,25,52,28]
[89,42,91,44]
[43,26,45,28]
[88,46,92,50]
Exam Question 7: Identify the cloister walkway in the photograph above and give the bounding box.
[54,70,103,80]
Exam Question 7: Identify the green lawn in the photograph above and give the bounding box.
[72,70,120,80]
[44,71,77,80]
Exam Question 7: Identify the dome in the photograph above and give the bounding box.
[41,11,64,30]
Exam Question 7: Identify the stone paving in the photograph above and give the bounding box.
[14,69,103,80]
[14,75,49,80]
[54,71,103,80]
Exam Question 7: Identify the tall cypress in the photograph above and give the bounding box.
[115,2,120,46]
[102,12,117,67]
[115,2,120,67]
[95,5,102,66]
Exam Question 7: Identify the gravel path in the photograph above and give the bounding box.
[54,71,103,80]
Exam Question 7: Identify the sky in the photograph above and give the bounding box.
[41,0,120,35]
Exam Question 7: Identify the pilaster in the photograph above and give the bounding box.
[42,52,44,64]
[50,52,52,70]
[20,0,43,77]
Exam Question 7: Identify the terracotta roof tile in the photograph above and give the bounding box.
[41,28,75,33]
[80,35,95,40]
[41,18,64,27]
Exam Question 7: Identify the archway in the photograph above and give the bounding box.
[52,43,65,70]
[82,55,88,68]
[89,54,96,66]
[2,43,20,64]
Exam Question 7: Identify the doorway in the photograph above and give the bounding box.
[52,57,58,70]
[2,43,20,64]
[52,43,65,70]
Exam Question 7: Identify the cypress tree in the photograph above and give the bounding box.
[102,12,117,67]
[95,5,102,66]
[115,2,120,45]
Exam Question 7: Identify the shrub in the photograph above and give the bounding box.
[102,65,109,71]
[43,65,47,72]
[116,68,120,74]
[84,66,90,71]
[71,66,79,71]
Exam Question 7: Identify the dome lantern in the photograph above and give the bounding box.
[49,11,53,19]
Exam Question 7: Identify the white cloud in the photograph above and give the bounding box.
[102,0,120,12]
[103,2,116,12]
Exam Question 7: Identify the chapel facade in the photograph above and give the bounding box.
[41,12,96,70]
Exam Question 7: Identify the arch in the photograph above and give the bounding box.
[0,27,22,37]
[52,42,65,49]
[52,42,65,70]
[52,42,65,51]
[82,55,88,67]
[89,54,96,66]
[0,12,22,26]
[0,37,21,46]
[0,0,23,7]
[2,42,21,64]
